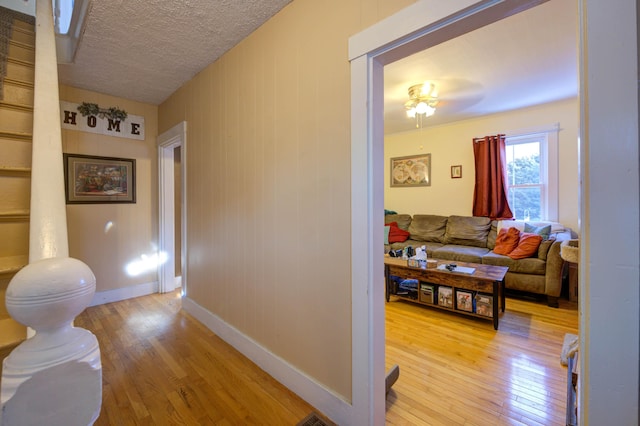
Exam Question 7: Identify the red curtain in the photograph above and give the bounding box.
[472,134,513,220]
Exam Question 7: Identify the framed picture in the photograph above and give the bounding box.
[451,165,462,179]
[390,154,431,187]
[63,153,136,204]
[456,290,474,312]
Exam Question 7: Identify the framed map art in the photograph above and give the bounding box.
[390,154,431,187]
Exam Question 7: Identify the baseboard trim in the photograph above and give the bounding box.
[89,281,158,307]
[181,297,352,425]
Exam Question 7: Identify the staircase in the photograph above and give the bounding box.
[0,11,34,362]
[0,3,101,423]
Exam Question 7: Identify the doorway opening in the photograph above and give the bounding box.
[349,0,561,421]
[158,121,187,295]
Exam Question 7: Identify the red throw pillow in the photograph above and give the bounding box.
[388,224,410,243]
[493,227,521,255]
[508,232,543,259]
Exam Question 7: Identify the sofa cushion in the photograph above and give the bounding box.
[385,214,412,231]
[387,222,410,243]
[482,251,546,275]
[407,215,448,243]
[504,272,545,294]
[486,221,498,250]
[509,233,543,259]
[537,237,556,261]
[493,227,521,255]
[498,219,565,234]
[525,223,552,241]
[432,245,490,263]
[444,216,492,248]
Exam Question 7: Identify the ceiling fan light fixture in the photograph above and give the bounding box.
[405,83,438,127]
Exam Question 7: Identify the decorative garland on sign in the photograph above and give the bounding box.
[77,102,128,121]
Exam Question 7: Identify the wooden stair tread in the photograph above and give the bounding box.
[12,17,35,27]
[8,39,35,51]
[0,100,34,112]
[11,21,35,35]
[0,166,31,174]
[0,8,33,358]
[0,255,28,275]
[3,77,35,89]
[0,131,32,141]
[0,210,30,222]
[0,318,26,351]
[7,56,34,68]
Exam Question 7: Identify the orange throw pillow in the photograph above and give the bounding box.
[493,227,521,255]
[509,232,543,259]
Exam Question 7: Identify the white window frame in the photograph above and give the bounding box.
[505,124,559,221]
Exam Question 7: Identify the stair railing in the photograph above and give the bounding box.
[0,0,102,424]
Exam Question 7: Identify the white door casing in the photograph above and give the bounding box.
[349,0,551,423]
[158,121,187,294]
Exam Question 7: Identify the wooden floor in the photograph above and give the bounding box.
[385,293,579,425]
[69,290,577,425]
[74,291,320,425]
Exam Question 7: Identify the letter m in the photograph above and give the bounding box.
[107,119,121,132]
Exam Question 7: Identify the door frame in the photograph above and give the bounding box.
[348,0,550,422]
[158,121,187,294]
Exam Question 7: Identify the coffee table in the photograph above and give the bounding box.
[384,256,508,329]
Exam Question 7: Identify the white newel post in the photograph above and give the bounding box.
[0,1,102,425]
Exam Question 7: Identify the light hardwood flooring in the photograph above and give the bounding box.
[74,291,320,425]
[385,293,579,425]
[68,290,576,425]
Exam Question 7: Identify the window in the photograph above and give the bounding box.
[53,0,74,34]
[505,126,558,221]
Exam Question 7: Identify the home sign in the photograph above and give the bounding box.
[60,101,145,141]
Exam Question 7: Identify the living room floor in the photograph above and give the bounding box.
[384,294,579,425]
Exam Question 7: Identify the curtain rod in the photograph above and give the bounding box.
[473,123,560,141]
[473,134,505,143]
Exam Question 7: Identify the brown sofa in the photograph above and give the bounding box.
[384,214,571,307]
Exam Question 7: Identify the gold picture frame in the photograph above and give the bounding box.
[390,154,431,187]
[451,165,462,179]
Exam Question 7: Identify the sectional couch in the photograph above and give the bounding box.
[384,214,571,307]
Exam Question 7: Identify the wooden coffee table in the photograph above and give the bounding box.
[384,256,508,329]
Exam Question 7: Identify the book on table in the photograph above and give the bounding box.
[438,286,453,308]
[456,290,475,312]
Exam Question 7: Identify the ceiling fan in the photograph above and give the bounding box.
[400,79,484,129]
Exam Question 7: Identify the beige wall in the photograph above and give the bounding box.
[159,0,417,401]
[385,97,580,233]
[60,85,159,292]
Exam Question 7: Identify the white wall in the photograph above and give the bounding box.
[0,0,35,16]
[580,0,639,422]
[385,97,579,233]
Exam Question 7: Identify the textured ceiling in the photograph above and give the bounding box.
[56,0,576,132]
[57,0,293,105]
